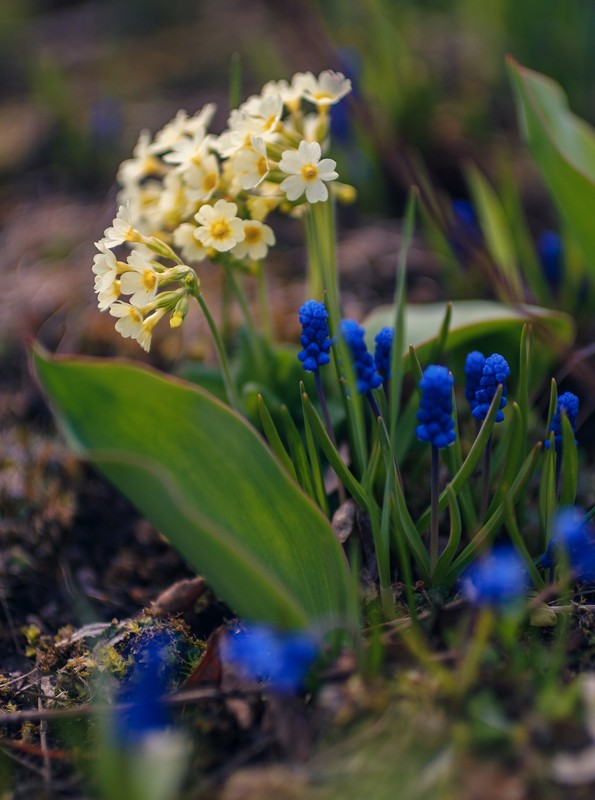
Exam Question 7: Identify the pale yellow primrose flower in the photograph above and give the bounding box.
[117,131,164,187]
[185,154,220,203]
[119,250,159,306]
[150,104,216,155]
[279,140,338,203]
[173,223,207,264]
[163,128,214,172]
[93,241,119,294]
[296,70,352,107]
[232,221,276,261]
[109,301,145,345]
[231,137,270,190]
[103,206,142,248]
[194,200,245,252]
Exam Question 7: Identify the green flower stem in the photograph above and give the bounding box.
[431,445,440,570]
[225,267,267,375]
[255,260,273,341]
[192,289,240,410]
[480,434,493,520]
[457,608,495,695]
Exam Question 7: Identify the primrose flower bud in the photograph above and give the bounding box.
[472,353,510,423]
[340,319,382,394]
[416,364,456,449]
[170,295,189,329]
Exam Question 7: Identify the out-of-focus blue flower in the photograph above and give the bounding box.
[462,546,528,608]
[340,319,383,394]
[545,391,579,452]
[374,327,394,382]
[115,632,175,746]
[298,300,332,373]
[451,199,482,255]
[541,508,595,582]
[538,231,563,288]
[221,624,319,694]
[464,351,486,413]
[416,364,456,449]
[472,353,510,423]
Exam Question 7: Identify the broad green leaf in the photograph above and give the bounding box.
[33,347,351,629]
[364,300,574,383]
[507,57,595,270]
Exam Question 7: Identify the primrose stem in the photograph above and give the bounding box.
[193,290,240,411]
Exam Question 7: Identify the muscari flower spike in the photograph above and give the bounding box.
[340,319,383,394]
[374,326,394,382]
[298,300,332,373]
[472,353,510,423]
[541,508,595,582]
[221,624,319,694]
[464,351,486,413]
[545,391,579,452]
[462,545,528,608]
[416,364,456,449]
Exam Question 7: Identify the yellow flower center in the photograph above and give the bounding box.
[314,92,333,102]
[301,163,319,182]
[257,156,268,176]
[211,220,231,241]
[243,225,262,245]
[128,307,142,324]
[204,173,218,192]
[142,270,157,291]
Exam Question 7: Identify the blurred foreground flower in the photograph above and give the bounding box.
[462,546,528,608]
[542,508,595,582]
[221,624,319,694]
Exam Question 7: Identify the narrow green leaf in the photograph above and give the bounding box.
[487,403,523,516]
[280,406,317,501]
[429,301,452,363]
[409,345,423,389]
[376,419,431,582]
[33,348,351,627]
[539,433,557,553]
[560,414,578,507]
[545,379,558,436]
[445,443,542,584]
[432,486,462,584]
[302,392,369,510]
[390,189,417,447]
[257,395,297,481]
[503,496,545,590]
[299,384,329,516]
[465,162,523,300]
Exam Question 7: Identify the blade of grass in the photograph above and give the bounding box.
[560,414,579,507]
[281,406,316,501]
[432,486,462,584]
[299,385,329,515]
[503,495,545,590]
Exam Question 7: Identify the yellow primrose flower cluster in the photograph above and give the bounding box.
[93,70,353,350]
[93,207,197,351]
[116,70,351,264]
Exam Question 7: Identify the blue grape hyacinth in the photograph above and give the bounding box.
[298,300,332,373]
[545,391,579,452]
[538,230,563,288]
[340,319,383,394]
[221,624,319,694]
[464,351,486,413]
[472,353,510,422]
[462,546,528,608]
[374,327,394,382]
[541,508,595,582]
[416,365,456,449]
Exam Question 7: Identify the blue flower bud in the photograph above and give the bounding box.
[298,300,332,373]
[340,319,383,394]
[545,391,579,452]
[221,624,319,694]
[416,364,456,449]
[374,327,394,382]
[472,353,510,423]
[464,351,486,412]
[462,545,528,608]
